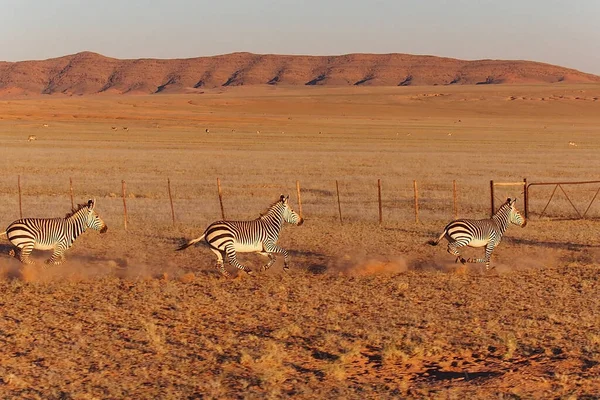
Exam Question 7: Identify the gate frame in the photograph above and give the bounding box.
[525,180,600,220]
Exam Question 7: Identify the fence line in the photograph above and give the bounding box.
[377,179,382,226]
[217,177,225,220]
[11,176,594,229]
[17,175,23,219]
[296,180,303,218]
[335,180,343,224]
[453,180,458,219]
[167,178,175,226]
[121,180,128,231]
[69,177,75,210]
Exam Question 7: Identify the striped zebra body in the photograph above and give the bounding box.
[428,198,526,270]
[3,199,108,266]
[177,195,303,277]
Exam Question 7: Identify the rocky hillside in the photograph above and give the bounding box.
[0,51,598,95]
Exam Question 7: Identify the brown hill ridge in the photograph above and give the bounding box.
[0,51,599,95]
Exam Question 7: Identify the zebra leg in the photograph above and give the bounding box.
[467,244,495,270]
[264,242,290,271]
[18,244,36,265]
[224,245,253,275]
[446,243,467,264]
[483,244,495,271]
[210,248,231,278]
[259,252,276,271]
[45,246,66,267]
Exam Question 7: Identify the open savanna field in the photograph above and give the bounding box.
[0,84,600,398]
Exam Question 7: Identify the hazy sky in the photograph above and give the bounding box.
[1,0,599,74]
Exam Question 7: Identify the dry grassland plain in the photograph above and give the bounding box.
[0,84,600,398]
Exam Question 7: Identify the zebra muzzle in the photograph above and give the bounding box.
[297,218,304,226]
[100,225,108,233]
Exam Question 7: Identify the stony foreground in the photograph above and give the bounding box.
[0,263,598,399]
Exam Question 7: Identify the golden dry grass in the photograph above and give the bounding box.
[0,84,600,398]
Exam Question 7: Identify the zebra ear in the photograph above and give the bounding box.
[88,199,95,210]
[280,194,286,202]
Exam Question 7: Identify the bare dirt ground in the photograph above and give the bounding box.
[0,85,599,398]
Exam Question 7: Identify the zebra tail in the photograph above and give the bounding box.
[176,234,205,251]
[427,230,446,246]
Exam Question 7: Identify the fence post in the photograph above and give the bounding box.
[453,180,458,219]
[18,175,23,219]
[490,180,495,217]
[296,180,303,218]
[413,180,419,223]
[335,180,343,224]
[122,180,128,231]
[217,178,225,220]
[377,179,382,226]
[69,177,74,210]
[167,178,175,226]
[523,178,528,219]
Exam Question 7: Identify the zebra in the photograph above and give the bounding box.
[1,199,108,266]
[176,195,304,277]
[427,198,526,270]
[27,135,37,142]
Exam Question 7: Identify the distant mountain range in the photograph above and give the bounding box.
[0,51,598,96]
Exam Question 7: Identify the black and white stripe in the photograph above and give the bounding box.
[428,198,526,270]
[2,199,108,266]
[177,195,304,277]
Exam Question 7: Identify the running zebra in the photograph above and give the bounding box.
[1,199,108,266]
[428,198,526,270]
[176,195,304,277]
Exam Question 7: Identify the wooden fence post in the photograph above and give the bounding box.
[453,180,458,219]
[296,180,303,218]
[217,178,225,220]
[122,180,128,231]
[335,180,343,224]
[167,178,175,226]
[490,180,495,217]
[18,175,23,219]
[377,179,382,225]
[523,178,528,219]
[69,177,74,210]
[413,180,419,223]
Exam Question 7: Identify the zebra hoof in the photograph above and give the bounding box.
[245,269,254,275]
[460,258,467,265]
[261,265,269,272]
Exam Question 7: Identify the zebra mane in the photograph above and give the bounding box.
[259,198,285,218]
[64,203,90,219]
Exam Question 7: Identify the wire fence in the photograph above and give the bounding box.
[5,176,600,231]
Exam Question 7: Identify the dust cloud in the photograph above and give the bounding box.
[0,253,165,283]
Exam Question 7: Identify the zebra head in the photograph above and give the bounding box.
[280,195,304,226]
[507,198,526,228]
[86,199,108,233]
